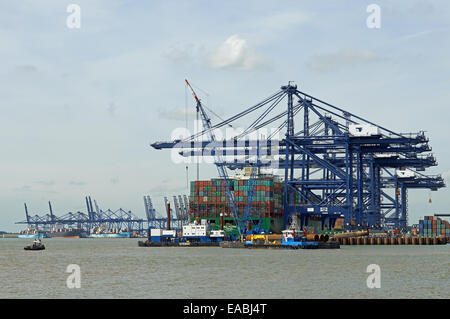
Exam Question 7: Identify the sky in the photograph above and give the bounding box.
[1,0,450,231]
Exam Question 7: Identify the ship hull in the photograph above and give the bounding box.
[89,232,131,238]
[49,236,81,239]
[18,233,44,239]
[46,230,88,238]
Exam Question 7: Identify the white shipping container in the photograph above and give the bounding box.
[150,229,163,237]
[396,170,415,178]
[349,124,380,137]
[210,230,225,237]
[182,224,208,237]
[374,153,397,158]
[162,230,176,237]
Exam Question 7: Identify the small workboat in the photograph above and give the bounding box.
[24,244,45,250]
[24,239,45,251]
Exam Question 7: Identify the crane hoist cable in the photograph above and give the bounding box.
[297,89,405,138]
[181,90,285,143]
[185,79,243,238]
[189,82,232,127]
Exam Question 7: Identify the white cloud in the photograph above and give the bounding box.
[15,64,38,73]
[400,30,434,40]
[255,11,309,31]
[399,27,450,41]
[14,185,32,192]
[442,170,450,181]
[307,48,384,72]
[158,106,197,121]
[207,35,267,71]
[69,181,86,186]
[163,42,204,64]
[35,180,55,186]
[107,102,118,117]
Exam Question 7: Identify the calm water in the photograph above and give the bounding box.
[0,238,449,299]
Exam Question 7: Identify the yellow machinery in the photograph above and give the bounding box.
[245,234,282,245]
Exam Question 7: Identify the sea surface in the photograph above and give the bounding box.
[1,238,448,299]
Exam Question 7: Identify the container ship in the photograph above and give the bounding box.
[189,170,324,237]
[89,226,132,238]
[18,227,45,239]
[45,223,88,238]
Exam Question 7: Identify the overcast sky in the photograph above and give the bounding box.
[1,0,450,231]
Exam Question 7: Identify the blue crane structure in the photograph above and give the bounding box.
[183,79,244,237]
[17,195,188,234]
[240,147,265,235]
[143,194,187,230]
[153,82,445,232]
[17,196,147,234]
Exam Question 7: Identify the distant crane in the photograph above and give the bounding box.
[17,196,147,234]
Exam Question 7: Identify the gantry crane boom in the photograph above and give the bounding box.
[185,79,243,238]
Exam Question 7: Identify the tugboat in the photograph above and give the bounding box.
[24,238,45,251]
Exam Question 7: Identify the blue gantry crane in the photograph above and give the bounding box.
[240,164,259,235]
[17,195,188,236]
[151,81,445,232]
[17,196,147,234]
[143,194,188,230]
[183,79,244,238]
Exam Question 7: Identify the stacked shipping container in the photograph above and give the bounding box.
[189,177,293,220]
[189,176,327,234]
[418,216,450,237]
